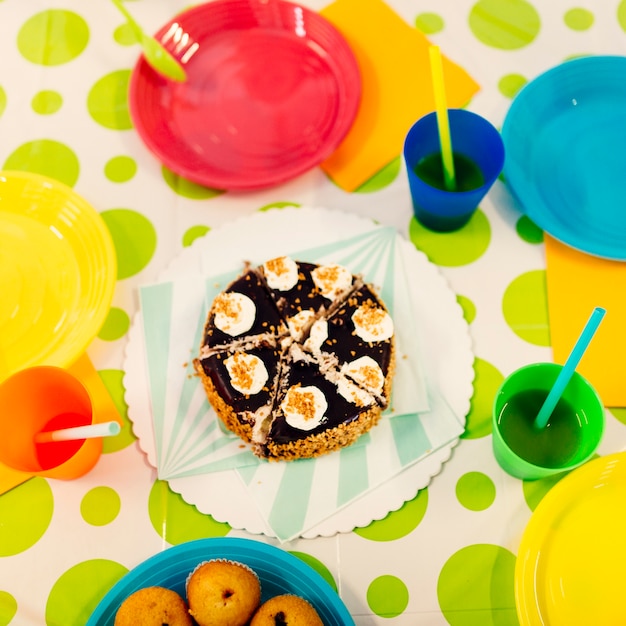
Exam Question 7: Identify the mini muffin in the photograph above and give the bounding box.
[114,586,192,626]
[186,559,261,626]
[250,594,324,625]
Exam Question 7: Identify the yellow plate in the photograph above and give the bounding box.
[0,171,116,382]
[515,451,626,625]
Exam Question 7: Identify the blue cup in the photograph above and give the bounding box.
[403,109,505,232]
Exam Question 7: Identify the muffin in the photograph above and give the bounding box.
[250,594,324,625]
[114,586,192,626]
[186,559,261,626]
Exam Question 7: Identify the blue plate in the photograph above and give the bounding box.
[87,537,355,625]
[502,55,626,260]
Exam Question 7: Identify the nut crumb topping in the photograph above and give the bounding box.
[284,386,317,422]
[359,363,383,391]
[314,266,341,293]
[228,352,253,390]
[265,256,289,277]
[352,299,393,342]
[224,351,268,395]
[214,292,241,322]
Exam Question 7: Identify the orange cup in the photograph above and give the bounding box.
[0,366,102,479]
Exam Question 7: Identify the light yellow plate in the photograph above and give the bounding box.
[0,171,116,382]
[516,451,626,625]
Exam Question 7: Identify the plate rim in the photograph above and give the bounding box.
[502,54,626,261]
[86,536,355,625]
[514,450,626,625]
[0,169,116,380]
[128,0,362,190]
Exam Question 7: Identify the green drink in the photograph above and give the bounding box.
[492,363,604,480]
[414,152,484,192]
[497,389,583,468]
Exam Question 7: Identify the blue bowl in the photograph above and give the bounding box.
[502,55,626,260]
[87,537,355,625]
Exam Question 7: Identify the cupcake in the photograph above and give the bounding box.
[250,594,324,625]
[114,586,192,626]
[186,559,261,626]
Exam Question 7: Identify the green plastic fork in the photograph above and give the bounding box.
[111,0,187,82]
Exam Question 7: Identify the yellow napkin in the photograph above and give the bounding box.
[0,353,123,494]
[320,0,480,192]
[545,235,626,407]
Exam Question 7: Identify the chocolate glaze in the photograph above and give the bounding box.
[198,260,394,455]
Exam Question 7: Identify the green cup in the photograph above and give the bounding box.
[492,363,605,480]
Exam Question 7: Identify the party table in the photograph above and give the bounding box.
[1,1,626,625]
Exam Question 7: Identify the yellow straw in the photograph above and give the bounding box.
[428,45,456,191]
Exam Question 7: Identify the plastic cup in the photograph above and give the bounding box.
[403,109,505,232]
[492,363,605,481]
[0,366,103,479]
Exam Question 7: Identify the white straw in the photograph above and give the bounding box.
[34,421,121,444]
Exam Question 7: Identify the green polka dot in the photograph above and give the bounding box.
[355,157,400,193]
[408,210,491,267]
[498,73,527,98]
[288,552,337,592]
[469,0,540,50]
[183,225,211,247]
[87,70,132,130]
[0,477,53,556]
[100,208,157,279]
[162,166,224,199]
[0,591,17,625]
[98,369,136,453]
[148,480,231,544]
[522,470,570,511]
[564,8,594,30]
[80,486,121,526]
[609,408,626,426]
[17,10,89,66]
[367,575,409,618]
[457,295,477,324]
[516,215,543,244]
[355,488,428,541]
[502,270,550,346]
[104,155,137,182]
[0,86,6,118]
[259,201,301,211]
[113,23,138,46]
[438,544,517,624]
[31,90,63,115]
[618,0,626,31]
[462,358,504,440]
[456,472,496,511]
[98,307,130,341]
[3,139,79,187]
[46,559,128,625]
[415,12,445,34]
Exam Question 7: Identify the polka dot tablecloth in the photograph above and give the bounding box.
[1,1,626,624]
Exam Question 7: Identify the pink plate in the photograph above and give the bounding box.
[128,0,361,190]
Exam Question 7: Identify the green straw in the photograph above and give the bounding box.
[428,45,456,191]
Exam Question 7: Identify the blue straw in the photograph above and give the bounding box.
[534,306,606,430]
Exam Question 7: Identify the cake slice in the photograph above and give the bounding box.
[201,266,287,352]
[256,356,382,461]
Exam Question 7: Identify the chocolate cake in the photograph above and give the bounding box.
[193,256,395,461]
